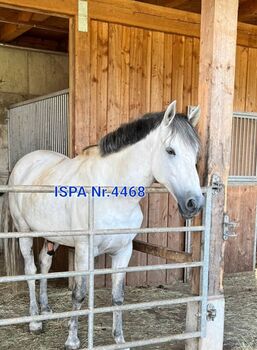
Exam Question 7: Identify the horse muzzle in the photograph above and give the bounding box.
[178,194,204,220]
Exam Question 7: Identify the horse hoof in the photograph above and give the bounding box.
[64,338,80,350]
[29,321,43,333]
[41,305,53,315]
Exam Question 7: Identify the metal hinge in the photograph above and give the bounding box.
[223,213,238,240]
[78,0,88,32]
[211,174,224,194]
[207,304,217,321]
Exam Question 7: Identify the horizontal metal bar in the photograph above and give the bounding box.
[0,185,207,194]
[8,89,69,109]
[83,331,202,350]
[0,226,204,239]
[0,296,202,327]
[228,175,257,184]
[93,296,203,314]
[233,111,257,119]
[0,261,203,283]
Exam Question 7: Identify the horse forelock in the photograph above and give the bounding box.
[99,111,200,156]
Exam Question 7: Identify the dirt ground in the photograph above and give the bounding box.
[0,271,257,350]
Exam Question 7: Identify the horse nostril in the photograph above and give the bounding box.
[186,198,197,211]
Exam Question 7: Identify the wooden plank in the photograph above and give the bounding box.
[246,48,257,112]
[73,15,91,154]
[126,27,148,287]
[133,240,192,263]
[107,23,130,132]
[183,36,193,110]
[147,30,167,286]
[191,38,200,106]
[171,34,185,111]
[163,33,173,107]
[163,32,185,282]
[89,20,108,145]
[234,46,248,111]
[89,20,109,287]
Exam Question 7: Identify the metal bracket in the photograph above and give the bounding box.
[207,303,217,321]
[78,0,88,32]
[223,213,238,240]
[211,174,224,194]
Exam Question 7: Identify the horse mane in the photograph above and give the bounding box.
[99,111,200,156]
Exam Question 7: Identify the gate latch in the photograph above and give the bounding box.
[211,174,224,194]
[207,304,217,321]
[223,213,238,241]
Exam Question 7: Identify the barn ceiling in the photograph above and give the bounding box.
[0,7,68,52]
[139,0,257,25]
[0,1,256,53]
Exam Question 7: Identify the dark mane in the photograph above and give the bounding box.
[99,111,200,156]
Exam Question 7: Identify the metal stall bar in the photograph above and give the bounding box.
[0,296,203,326]
[200,186,212,337]
[88,193,95,350]
[0,185,208,194]
[0,261,204,283]
[0,226,205,239]
[88,332,202,350]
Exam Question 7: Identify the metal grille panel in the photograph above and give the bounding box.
[230,112,257,178]
[8,89,69,170]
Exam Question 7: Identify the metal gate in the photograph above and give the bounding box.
[8,89,69,171]
[0,184,212,349]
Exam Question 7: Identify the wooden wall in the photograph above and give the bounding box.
[223,46,257,274]
[225,185,257,273]
[86,18,257,284]
[87,20,200,287]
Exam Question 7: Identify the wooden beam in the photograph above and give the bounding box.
[11,35,68,52]
[198,0,239,292]
[0,12,49,42]
[0,0,257,48]
[133,240,192,263]
[239,0,257,22]
[0,0,76,16]
[89,0,201,37]
[187,1,239,350]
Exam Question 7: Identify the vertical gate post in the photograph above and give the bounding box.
[186,1,239,349]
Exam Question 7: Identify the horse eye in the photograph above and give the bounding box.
[166,147,176,156]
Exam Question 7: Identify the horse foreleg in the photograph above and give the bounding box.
[111,243,133,350]
[19,237,42,333]
[39,240,59,314]
[65,243,88,350]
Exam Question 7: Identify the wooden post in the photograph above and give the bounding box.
[69,13,91,155]
[186,1,239,349]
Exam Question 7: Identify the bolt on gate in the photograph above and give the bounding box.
[0,185,212,349]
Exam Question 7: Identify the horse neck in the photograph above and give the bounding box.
[104,127,158,188]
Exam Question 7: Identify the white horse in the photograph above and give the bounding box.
[8,100,203,349]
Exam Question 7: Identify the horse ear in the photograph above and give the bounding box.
[187,105,200,127]
[163,100,176,127]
